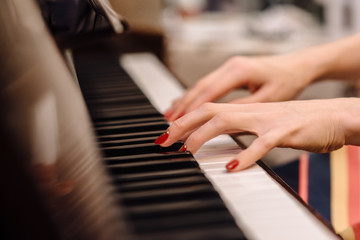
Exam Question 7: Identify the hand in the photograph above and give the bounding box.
[156,99,359,172]
[165,54,312,121]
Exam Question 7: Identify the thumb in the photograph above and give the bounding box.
[226,135,277,172]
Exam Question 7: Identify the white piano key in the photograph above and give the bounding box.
[120,53,183,114]
[121,53,339,240]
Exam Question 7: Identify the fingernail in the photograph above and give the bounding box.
[226,159,239,171]
[179,144,187,152]
[154,130,169,145]
[164,110,173,120]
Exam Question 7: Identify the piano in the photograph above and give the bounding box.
[0,0,340,239]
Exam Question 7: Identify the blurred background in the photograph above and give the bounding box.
[109,0,360,166]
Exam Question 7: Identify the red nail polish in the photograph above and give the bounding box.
[179,144,187,152]
[226,159,239,171]
[154,131,169,145]
[164,110,173,120]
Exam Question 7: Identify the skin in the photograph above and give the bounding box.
[160,99,360,171]
[158,33,360,172]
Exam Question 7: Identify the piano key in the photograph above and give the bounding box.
[117,175,209,192]
[130,210,239,233]
[89,107,160,120]
[120,184,218,206]
[102,142,184,157]
[96,121,169,135]
[108,158,198,174]
[137,226,246,240]
[95,116,166,127]
[98,130,165,142]
[104,152,193,164]
[125,198,227,218]
[113,168,205,184]
[99,136,158,148]
[86,96,150,107]
[107,156,195,167]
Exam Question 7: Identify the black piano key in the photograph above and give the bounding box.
[108,156,195,167]
[117,175,208,193]
[98,130,165,142]
[113,168,205,184]
[125,198,226,219]
[96,122,169,135]
[104,152,192,165]
[120,184,218,206]
[91,104,156,114]
[138,225,246,240]
[100,136,157,148]
[108,158,198,175]
[95,116,166,127]
[102,142,184,157]
[131,210,238,233]
[87,99,151,110]
[89,107,160,120]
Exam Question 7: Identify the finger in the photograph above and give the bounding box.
[168,59,250,121]
[182,111,261,153]
[159,103,244,146]
[226,132,283,172]
[186,70,251,113]
[164,98,182,120]
[168,70,225,121]
[167,88,203,121]
[159,103,219,146]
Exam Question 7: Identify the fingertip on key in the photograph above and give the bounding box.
[226,159,239,171]
[178,144,187,152]
[154,130,169,145]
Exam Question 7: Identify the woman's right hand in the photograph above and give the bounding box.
[165,53,313,121]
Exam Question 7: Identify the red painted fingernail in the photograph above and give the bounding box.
[164,110,173,120]
[179,144,187,152]
[226,159,239,171]
[154,131,169,145]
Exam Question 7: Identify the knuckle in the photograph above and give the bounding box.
[226,56,243,68]
[187,132,201,147]
[212,112,232,130]
[171,118,185,132]
[198,102,215,113]
[225,57,252,79]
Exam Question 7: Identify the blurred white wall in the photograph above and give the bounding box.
[316,0,360,39]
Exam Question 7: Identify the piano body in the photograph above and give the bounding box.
[0,0,340,239]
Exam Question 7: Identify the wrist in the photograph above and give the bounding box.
[290,47,334,85]
[339,98,360,146]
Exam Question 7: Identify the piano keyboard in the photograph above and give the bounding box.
[73,50,339,239]
[74,54,246,240]
[120,53,340,240]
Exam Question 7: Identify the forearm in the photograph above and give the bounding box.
[292,33,360,84]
